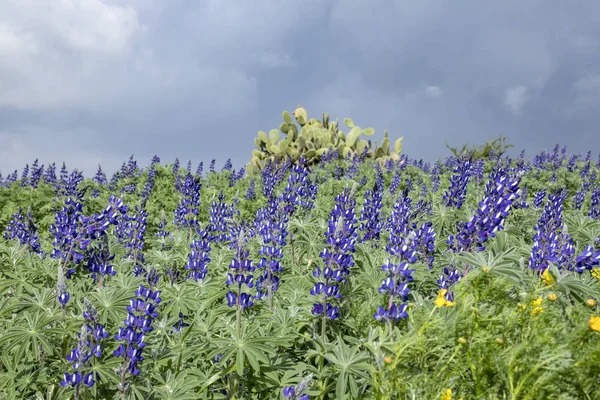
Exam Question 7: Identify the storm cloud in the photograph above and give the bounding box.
[1,0,600,175]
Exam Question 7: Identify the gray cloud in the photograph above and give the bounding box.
[1,0,600,176]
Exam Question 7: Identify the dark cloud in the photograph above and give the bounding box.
[1,0,600,175]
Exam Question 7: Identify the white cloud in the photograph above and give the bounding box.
[504,85,529,115]
[425,86,442,98]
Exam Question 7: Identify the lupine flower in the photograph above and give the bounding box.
[43,163,57,185]
[574,244,600,273]
[283,374,312,399]
[185,229,211,281]
[533,190,546,208]
[86,234,116,283]
[209,159,215,173]
[261,159,278,199]
[207,192,237,244]
[29,159,43,188]
[61,300,109,392]
[156,211,172,247]
[20,163,29,187]
[245,178,257,201]
[50,195,128,279]
[254,198,288,309]
[173,173,202,230]
[172,312,190,333]
[279,157,318,216]
[528,193,578,274]
[120,205,148,276]
[359,178,384,242]
[93,165,107,186]
[437,266,461,304]
[114,284,162,387]
[447,170,521,253]
[443,156,472,209]
[226,227,255,309]
[3,207,43,254]
[589,189,600,220]
[413,222,436,269]
[61,325,96,391]
[57,265,70,308]
[311,187,358,324]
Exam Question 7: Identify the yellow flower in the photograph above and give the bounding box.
[435,289,456,308]
[530,306,544,317]
[531,297,543,307]
[548,293,557,302]
[586,299,597,308]
[592,268,600,280]
[482,266,489,273]
[589,315,600,332]
[518,303,527,311]
[441,389,452,400]
[541,269,554,286]
[383,356,393,364]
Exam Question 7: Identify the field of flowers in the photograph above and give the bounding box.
[1,145,600,399]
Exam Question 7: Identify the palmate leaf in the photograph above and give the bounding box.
[161,281,202,317]
[550,264,600,303]
[323,336,372,399]
[0,270,38,297]
[11,287,57,315]
[89,286,132,326]
[455,247,527,284]
[207,324,277,377]
[0,311,63,361]
[256,356,312,392]
[154,370,201,400]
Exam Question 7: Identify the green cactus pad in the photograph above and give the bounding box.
[258,130,268,143]
[283,111,293,125]
[394,137,403,154]
[293,106,307,126]
[269,129,281,144]
[362,127,375,137]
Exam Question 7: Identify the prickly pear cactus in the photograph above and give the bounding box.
[247,106,404,173]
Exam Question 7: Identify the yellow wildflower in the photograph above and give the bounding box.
[531,297,543,307]
[541,269,554,286]
[589,316,600,332]
[383,356,393,364]
[482,266,489,273]
[518,303,527,311]
[548,293,557,302]
[441,389,452,400]
[530,306,544,317]
[592,268,600,280]
[586,299,596,307]
[435,289,456,308]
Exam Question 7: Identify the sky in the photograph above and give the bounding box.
[1,0,600,176]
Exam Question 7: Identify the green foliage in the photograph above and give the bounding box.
[0,152,599,399]
[446,136,514,160]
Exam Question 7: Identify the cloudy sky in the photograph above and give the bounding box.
[1,0,600,175]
